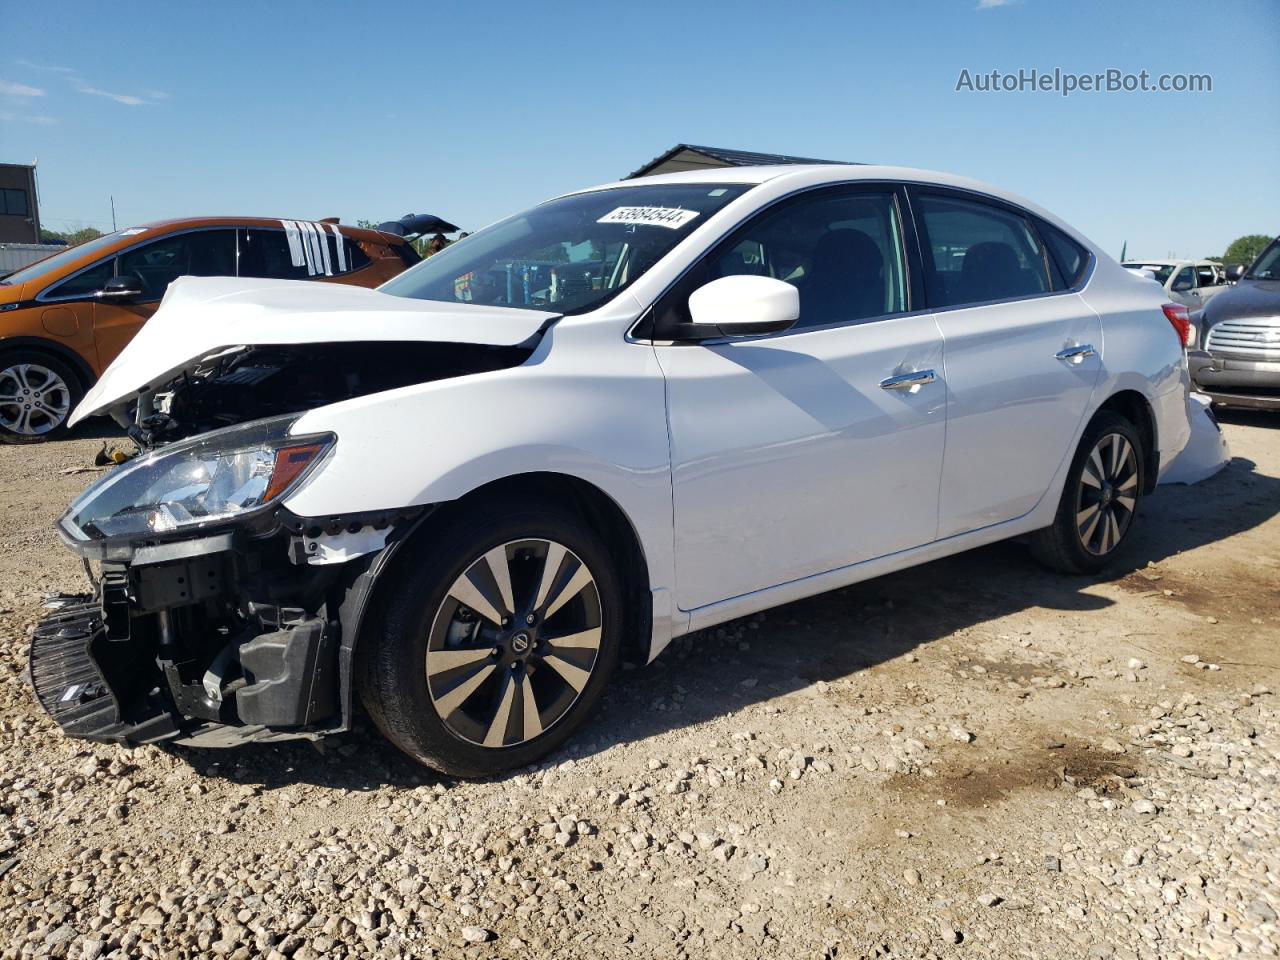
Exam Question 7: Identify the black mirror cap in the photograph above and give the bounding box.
[1225,264,1246,282]
[99,274,143,298]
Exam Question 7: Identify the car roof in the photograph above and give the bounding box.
[131,216,403,243]
[1122,259,1194,267]
[560,163,1059,218]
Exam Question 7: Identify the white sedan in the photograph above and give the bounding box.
[36,165,1191,776]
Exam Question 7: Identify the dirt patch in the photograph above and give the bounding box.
[883,741,1140,810]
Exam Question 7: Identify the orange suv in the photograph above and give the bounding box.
[0,217,421,441]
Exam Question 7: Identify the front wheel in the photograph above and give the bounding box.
[0,351,84,443]
[1029,411,1146,574]
[358,497,624,776]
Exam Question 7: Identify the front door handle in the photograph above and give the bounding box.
[1055,344,1096,364]
[879,369,937,391]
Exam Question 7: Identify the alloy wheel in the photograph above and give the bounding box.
[1075,432,1139,556]
[0,363,72,436]
[425,538,603,748]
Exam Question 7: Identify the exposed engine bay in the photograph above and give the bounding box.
[127,340,534,448]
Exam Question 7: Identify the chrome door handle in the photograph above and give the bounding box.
[879,369,937,391]
[1055,344,1096,364]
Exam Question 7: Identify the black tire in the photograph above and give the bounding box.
[0,350,85,444]
[1029,411,1146,574]
[357,495,624,777]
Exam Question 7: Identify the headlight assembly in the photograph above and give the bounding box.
[60,416,334,542]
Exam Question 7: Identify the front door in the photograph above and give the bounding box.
[909,188,1102,538]
[654,185,946,611]
[1168,265,1199,310]
[93,229,237,369]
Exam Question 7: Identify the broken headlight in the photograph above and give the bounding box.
[60,416,334,542]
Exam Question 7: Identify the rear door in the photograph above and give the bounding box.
[656,184,946,610]
[909,188,1101,538]
[93,228,237,369]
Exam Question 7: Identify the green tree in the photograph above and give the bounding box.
[1224,234,1271,266]
[63,227,105,247]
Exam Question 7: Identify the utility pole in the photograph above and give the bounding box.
[110,196,117,232]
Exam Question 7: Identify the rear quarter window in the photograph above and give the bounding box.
[1037,220,1091,289]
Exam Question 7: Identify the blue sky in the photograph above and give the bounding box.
[2,0,1276,259]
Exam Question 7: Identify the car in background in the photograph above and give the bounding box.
[31,164,1191,776]
[1122,258,1229,333]
[0,218,421,442]
[1189,235,1280,410]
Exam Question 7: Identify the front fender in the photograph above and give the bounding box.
[283,319,676,620]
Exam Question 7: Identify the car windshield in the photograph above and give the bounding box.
[1245,239,1280,280]
[1124,262,1175,285]
[379,184,751,314]
[0,231,132,286]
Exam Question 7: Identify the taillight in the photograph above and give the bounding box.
[1161,303,1192,348]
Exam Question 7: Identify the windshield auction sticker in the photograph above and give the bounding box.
[597,206,700,229]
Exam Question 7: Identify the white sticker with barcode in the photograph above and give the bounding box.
[597,206,700,229]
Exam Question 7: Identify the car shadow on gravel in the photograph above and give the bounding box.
[1214,408,1278,430]
[167,453,1280,792]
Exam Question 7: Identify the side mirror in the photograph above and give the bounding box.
[1171,276,1194,293]
[686,275,799,338]
[1225,264,1245,282]
[98,274,144,300]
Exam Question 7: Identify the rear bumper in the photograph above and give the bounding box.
[1188,351,1280,410]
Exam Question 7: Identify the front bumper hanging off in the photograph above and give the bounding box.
[28,519,405,748]
[30,598,181,744]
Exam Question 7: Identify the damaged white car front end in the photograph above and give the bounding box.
[36,275,580,747]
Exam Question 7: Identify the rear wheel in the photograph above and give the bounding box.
[358,497,624,776]
[1029,411,1145,574]
[0,351,84,444]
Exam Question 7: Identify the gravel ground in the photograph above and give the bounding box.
[0,413,1277,960]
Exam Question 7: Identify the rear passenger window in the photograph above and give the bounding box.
[239,227,371,279]
[1038,220,1090,288]
[915,194,1050,308]
[239,229,310,280]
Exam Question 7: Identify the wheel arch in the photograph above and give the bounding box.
[432,471,655,670]
[1094,389,1159,494]
[338,471,654,726]
[0,336,97,391]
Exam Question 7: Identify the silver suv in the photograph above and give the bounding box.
[1189,236,1280,410]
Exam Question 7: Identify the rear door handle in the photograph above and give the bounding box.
[879,369,937,391]
[1055,344,1096,364]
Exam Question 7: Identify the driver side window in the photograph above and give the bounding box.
[1172,267,1195,292]
[117,230,237,302]
[653,186,909,336]
[43,259,114,301]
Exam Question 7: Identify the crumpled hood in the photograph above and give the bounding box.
[72,276,557,425]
